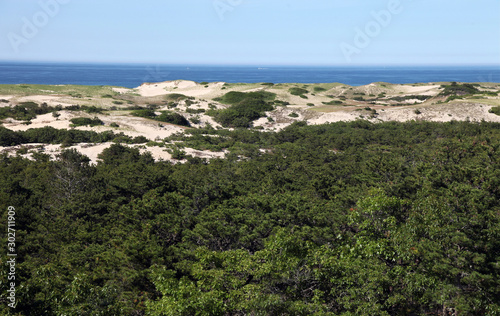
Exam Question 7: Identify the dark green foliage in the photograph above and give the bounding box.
[0,102,58,121]
[274,100,290,106]
[489,106,500,115]
[156,112,190,127]
[289,87,308,96]
[214,91,276,105]
[322,100,343,105]
[389,95,432,102]
[165,93,193,101]
[185,108,205,114]
[313,86,326,92]
[83,105,104,113]
[70,117,104,127]
[131,109,190,127]
[440,82,480,96]
[0,126,137,146]
[288,112,299,117]
[1,121,500,315]
[211,91,276,128]
[484,91,498,96]
[131,109,156,118]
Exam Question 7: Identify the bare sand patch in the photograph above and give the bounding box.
[400,85,441,95]
[112,87,133,94]
[3,111,74,131]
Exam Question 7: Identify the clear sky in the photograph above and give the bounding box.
[1,0,499,65]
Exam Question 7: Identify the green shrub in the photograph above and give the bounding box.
[165,93,192,101]
[211,91,276,127]
[214,91,276,105]
[313,87,326,92]
[322,100,343,105]
[439,82,480,96]
[389,95,431,102]
[156,111,191,127]
[190,116,201,124]
[489,106,500,116]
[167,102,178,109]
[83,105,104,113]
[0,101,59,121]
[70,117,104,127]
[289,112,299,118]
[274,100,290,106]
[131,109,156,118]
[186,108,205,114]
[289,87,308,96]
[171,148,186,160]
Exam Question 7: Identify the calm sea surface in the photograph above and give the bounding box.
[0,62,499,88]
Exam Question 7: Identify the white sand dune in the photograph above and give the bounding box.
[2,80,499,164]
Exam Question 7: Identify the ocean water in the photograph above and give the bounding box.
[0,62,499,88]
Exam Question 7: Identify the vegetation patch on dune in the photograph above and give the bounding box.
[0,125,147,146]
[165,93,193,101]
[70,117,105,127]
[210,91,276,127]
[0,102,61,121]
[439,82,480,96]
[288,87,309,96]
[131,109,191,127]
[213,90,276,105]
[489,106,500,116]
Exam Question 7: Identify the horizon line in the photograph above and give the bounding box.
[1,59,499,68]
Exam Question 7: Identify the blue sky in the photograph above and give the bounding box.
[1,0,499,65]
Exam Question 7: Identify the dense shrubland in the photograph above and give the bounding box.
[210,91,276,127]
[0,120,499,315]
[0,126,147,146]
[131,109,191,127]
